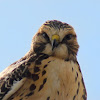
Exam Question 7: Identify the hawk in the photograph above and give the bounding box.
[0,20,87,100]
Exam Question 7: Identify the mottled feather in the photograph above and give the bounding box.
[0,20,87,100]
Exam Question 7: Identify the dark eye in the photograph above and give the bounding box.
[42,32,50,42]
[65,34,73,40]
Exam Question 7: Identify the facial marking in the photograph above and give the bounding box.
[32,20,79,60]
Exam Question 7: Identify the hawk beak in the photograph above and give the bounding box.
[51,34,60,50]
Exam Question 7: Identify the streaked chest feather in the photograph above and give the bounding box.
[8,57,86,100]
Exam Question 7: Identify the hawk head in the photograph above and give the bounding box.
[31,20,79,60]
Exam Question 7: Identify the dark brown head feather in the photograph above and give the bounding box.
[44,20,72,30]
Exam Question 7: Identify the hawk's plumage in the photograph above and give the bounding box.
[0,20,87,100]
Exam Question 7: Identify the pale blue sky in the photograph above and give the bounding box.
[0,0,100,100]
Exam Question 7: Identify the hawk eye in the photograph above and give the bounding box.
[65,34,73,40]
[42,32,50,42]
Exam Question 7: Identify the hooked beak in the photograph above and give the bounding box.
[51,34,60,50]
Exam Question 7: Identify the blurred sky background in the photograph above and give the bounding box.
[0,0,100,100]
